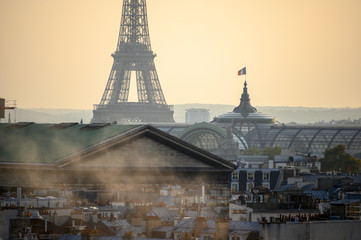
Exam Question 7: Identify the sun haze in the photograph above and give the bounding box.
[0,0,360,109]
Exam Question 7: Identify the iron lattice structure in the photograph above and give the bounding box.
[245,125,361,156]
[92,0,174,124]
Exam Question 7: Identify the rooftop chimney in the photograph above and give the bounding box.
[195,217,208,237]
[216,219,229,240]
[146,216,162,237]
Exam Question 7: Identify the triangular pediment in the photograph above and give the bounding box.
[56,126,236,171]
[69,136,212,169]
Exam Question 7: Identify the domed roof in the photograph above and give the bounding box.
[178,122,227,152]
[213,80,276,124]
[233,81,257,117]
[178,122,226,139]
[214,111,276,123]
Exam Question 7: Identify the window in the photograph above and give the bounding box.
[231,183,238,193]
[263,172,269,180]
[247,182,254,191]
[232,172,239,180]
[248,172,254,180]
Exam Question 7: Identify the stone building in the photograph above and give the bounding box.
[0,123,236,190]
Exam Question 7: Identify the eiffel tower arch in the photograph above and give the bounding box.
[92,0,174,124]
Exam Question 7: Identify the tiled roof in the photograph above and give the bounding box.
[202,207,224,219]
[200,220,259,234]
[229,221,259,232]
[148,207,180,222]
[102,219,131,228]
[173,218,195,232]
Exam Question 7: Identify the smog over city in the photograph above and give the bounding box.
[1,1,361,239]
[1,0,361,110]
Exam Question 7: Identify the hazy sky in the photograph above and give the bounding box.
[1,0,360,109]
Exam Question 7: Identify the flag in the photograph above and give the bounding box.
[238,67,246,76]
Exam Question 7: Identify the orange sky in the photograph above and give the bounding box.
[0,0,360,109]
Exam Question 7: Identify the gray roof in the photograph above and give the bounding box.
[148,207,180,222]
[277,184,297,191]
[155,196,176,208]
[200,220,259,233]
[59,235,82,240]
[173,218,195,233]
[304,190,329,201]
[200,220,216,234]
[102,219,131,228]
[152,225,175,232]
[229,221,259,232]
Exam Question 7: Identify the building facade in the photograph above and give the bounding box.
[185,108,210,124]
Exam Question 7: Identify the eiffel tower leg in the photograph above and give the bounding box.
[136,60,167,105]
[111,62,131,104]
[99,61,132,105]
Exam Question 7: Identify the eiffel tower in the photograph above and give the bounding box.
[91,0,174,124]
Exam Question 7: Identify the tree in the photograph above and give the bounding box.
[319,144,361,174]
[242,146,281,159]
[261,146,281,160]
[242,147,260,155]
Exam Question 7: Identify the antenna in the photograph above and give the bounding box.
[0,98,17,123]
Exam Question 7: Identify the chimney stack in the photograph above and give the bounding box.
[146,216,162,237]
[215,219,229,240]
[195,217,208,237]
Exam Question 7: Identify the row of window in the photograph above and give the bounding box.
[232,172,269,181]
[231,182,270,192]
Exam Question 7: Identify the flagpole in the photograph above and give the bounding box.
[245,65,247,81]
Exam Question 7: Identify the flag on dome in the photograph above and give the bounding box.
[238,67,246,75]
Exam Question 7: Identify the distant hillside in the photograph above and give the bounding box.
[175,104,361,124]
[4,108,93,124]
[1,105,361,124]
[256,106,361,124]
